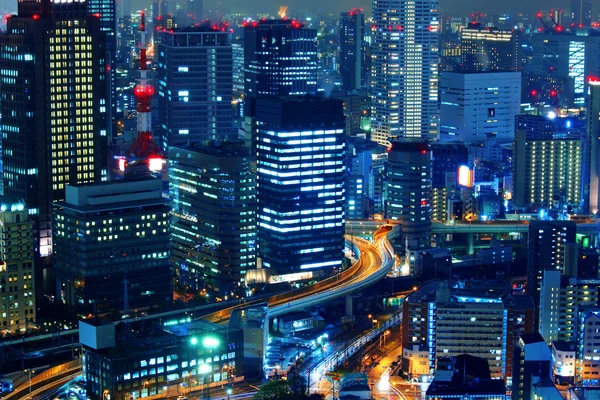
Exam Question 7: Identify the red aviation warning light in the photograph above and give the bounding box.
[550,89,558,97]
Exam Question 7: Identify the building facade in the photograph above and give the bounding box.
[527,220,576,306]
[255,97,346,281]
[460,23,520,72]
[387,141,432,256]
[370,0,440,144]
[53,179,171,318]
[0,0,109,259]
[584,79,600,214]
[513,129,582,209]
[243,19,317,115]
[157,27,233,150]
[0,206,35,333]
[439,71,521,143]
[339,9,369,93]
[169,142,257,296]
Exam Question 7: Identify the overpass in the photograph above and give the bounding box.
[200,225,396,323]
[347,219,600,237]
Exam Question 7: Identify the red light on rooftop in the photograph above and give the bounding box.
[550,89,558,97]
[261,17,266,21]
[32,14,39,20]
[251,21,258,27]
[536,12,542,18]
[555,25,563,32]
[579,24,583,28]
[530,89,538,97]
[242,21,248,27]
[592,22,600,27]
[420,149,427,154]
[537,27,543,32]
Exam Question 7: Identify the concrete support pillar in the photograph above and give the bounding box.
[467,233,474,255]
[345,295,353,316]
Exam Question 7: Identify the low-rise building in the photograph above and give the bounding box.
[552,341,576,385]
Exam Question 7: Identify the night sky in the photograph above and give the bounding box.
[194,0,598,18]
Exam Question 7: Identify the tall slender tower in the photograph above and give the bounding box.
[0,0,109,261]
[370,0,440,145]
[124,11,163,177]
[339,8,368,92]
[584,77,600,213]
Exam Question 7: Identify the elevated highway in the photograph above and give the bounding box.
[200,225,396,324]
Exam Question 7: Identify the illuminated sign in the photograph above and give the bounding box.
[118,158,126,172]
[148,157,163,171]
[458,165,474,187]
[269,271,313,283]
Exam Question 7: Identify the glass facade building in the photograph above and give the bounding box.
[0,0,109,259]
[370,0,440,144]
[255,97,346,280]
[169,142,257,296]
[157,28,234,150]
[243,19,317,116]
[460,23,520,72]
[339,9,369,92]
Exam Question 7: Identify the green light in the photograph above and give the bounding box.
[203,337,220,348]
[227,388,232,395]
[190,337,198,345]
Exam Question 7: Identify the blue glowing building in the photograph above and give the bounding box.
[255,97,346,281]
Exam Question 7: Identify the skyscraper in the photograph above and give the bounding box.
[188,0,203,20]
[339,9,369,93]
[243,19,318,116]
[0,0,109,259]
[87,0,116,133]
[571,0,593,26]
[370,0,440,144]
[584,78,600,214]
[53,179,171,318]
[460,23,520,72]
[169,141,257,295]
[529,32,600,107]
[255,97,346,281]
[387,141,432,257]
[157,27,233,150]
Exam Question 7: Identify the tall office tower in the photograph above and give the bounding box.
[119,0,131,19]
[87,0,116,134]
[515,114,554,140]
[527,220,576,305]
[512,333,554,400]
[157,27,233,150]
[513,129,582,209]
[255,97,346,281]
[387,142,432,258]
[584,79,600,214]
[188,0,202,20]
[0,0,109,260]
[232,38,245,100]
[370,0,440,144]
[339,8,368,93]
[53,180,171,318]
[439,71,521,143]
[572,0,593,26]
[243,19,318,116]
[529,32,600,107]
[460,23,520,72]
[0,204,35,333]
[169,141,257,295]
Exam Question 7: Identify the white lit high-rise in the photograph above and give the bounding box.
[370,0,440,145]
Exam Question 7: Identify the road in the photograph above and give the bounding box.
[200,225,395,324]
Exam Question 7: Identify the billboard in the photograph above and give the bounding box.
[458,165,474,188]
